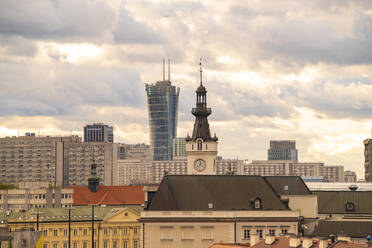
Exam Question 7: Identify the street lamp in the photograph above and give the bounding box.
[65,207,75,248]
[89,204,97,248]
[31,207,43,231]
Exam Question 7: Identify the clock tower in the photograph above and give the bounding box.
[186,60,218,175]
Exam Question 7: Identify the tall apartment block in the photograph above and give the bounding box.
[364,137,372,181]
[117,143,153,161]
[84,123,113,143]
[0,134,115,187]
[268,140,298,161]
[145,62,180,161]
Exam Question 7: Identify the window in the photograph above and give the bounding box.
[63,229,67,237]
[201,227,214,240]
[257,229,263,239]
[253,198,262,209]
[281,229,288,234]
[103,228,108,236]
[43,230,48,237]
[123,227,128,235]
[345,202,355,212]
[181,227,194,240]
[160,227,173,240]
[133,227,139,234]
[83,242,87,248]
[73,243,77,248]
[197,140,202,150]
[134,240,139,248]
[53,229,58,237]
[243,229,250,239]
[123,240,128,248]
[269,229,275,236]
[83,228,87,236]
[73,229,78,236]
[63,243,67,248]
[53,243,58,248]
[113,240,118,248]
[43,244,48,248]
[113,227,118,235]
[103,240,108,248]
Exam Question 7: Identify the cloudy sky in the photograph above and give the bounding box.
[1,0,372,178]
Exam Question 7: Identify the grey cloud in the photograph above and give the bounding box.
[0,62,145,116]
[0,35,38,57]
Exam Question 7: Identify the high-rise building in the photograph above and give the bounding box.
[117,143,153,161]
[84,123,113,143]
[364,136,372,181]
[0,135,116,187]
[268,140,298,161]
[145,61,180,161]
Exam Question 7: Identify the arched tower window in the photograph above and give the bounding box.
[197,139,203,151]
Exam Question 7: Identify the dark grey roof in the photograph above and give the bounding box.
[148,175,289,211]
[313,220,372,238]
[314,191,372,214]
[264,176,312,195]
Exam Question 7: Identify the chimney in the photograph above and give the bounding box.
[302,237,313,248]
[337,235,351,242]
[319,238,329,248]
[289,235,301,247]
[265,235,276,245]
[250,232,260,246]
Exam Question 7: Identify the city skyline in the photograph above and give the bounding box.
[1,1,372,178]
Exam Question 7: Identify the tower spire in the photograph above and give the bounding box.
[199,58,203,86]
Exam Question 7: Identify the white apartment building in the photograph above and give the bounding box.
[0,182,73,212]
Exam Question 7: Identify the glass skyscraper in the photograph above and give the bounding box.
[145,80,180,161]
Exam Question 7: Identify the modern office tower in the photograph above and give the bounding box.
[145,60,180,161]
[364,137,372,181]
[117,143,153,161]
[268,140,298,161]
[84,123,114,143]
[172,137,186,160]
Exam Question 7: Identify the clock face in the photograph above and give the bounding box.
[194,159,206,172]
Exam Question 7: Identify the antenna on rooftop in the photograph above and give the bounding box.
[162,58,165,81]
[199,58,203,86]
[168,58,170,81]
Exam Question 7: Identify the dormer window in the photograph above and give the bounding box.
[251,197,262,210]
[345,202,355,212]
[197,139,203,151]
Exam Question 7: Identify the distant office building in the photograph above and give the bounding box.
[244,160,346,182]
[145,62,180,161]
[345,170,357,182]
[117,143,153,161]
[172,137,186,160]
[84,123,113,143]
[364,137,372,181]
[0,182,73,212]
[268,140,298,161]
[115,157,243,185]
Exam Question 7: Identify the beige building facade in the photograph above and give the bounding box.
[0,182,73,212]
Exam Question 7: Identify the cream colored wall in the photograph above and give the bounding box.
[282,195,318,218]
[143,220,299,248]
[186,141,218,175]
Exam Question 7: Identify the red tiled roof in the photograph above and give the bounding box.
[70,186,145,206]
